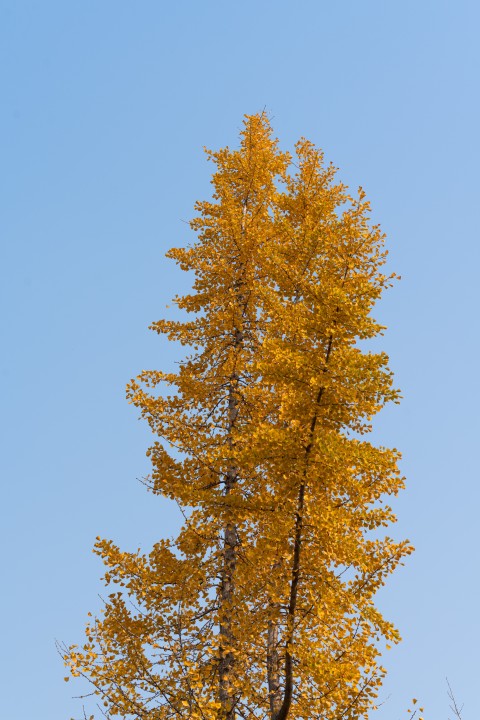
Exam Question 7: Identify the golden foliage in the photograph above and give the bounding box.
[62,113,412,720]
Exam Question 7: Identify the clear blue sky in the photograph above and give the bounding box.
[1,1,479,718]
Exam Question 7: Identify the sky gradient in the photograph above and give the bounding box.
[1,2,479,718]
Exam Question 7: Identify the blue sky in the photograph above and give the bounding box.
[1,1,479,718]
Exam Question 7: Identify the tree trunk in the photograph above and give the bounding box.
[267,614,282,717]
[274,336,334,720]
[219,204,249,720]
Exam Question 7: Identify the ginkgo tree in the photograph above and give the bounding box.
[61,113,413,720]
